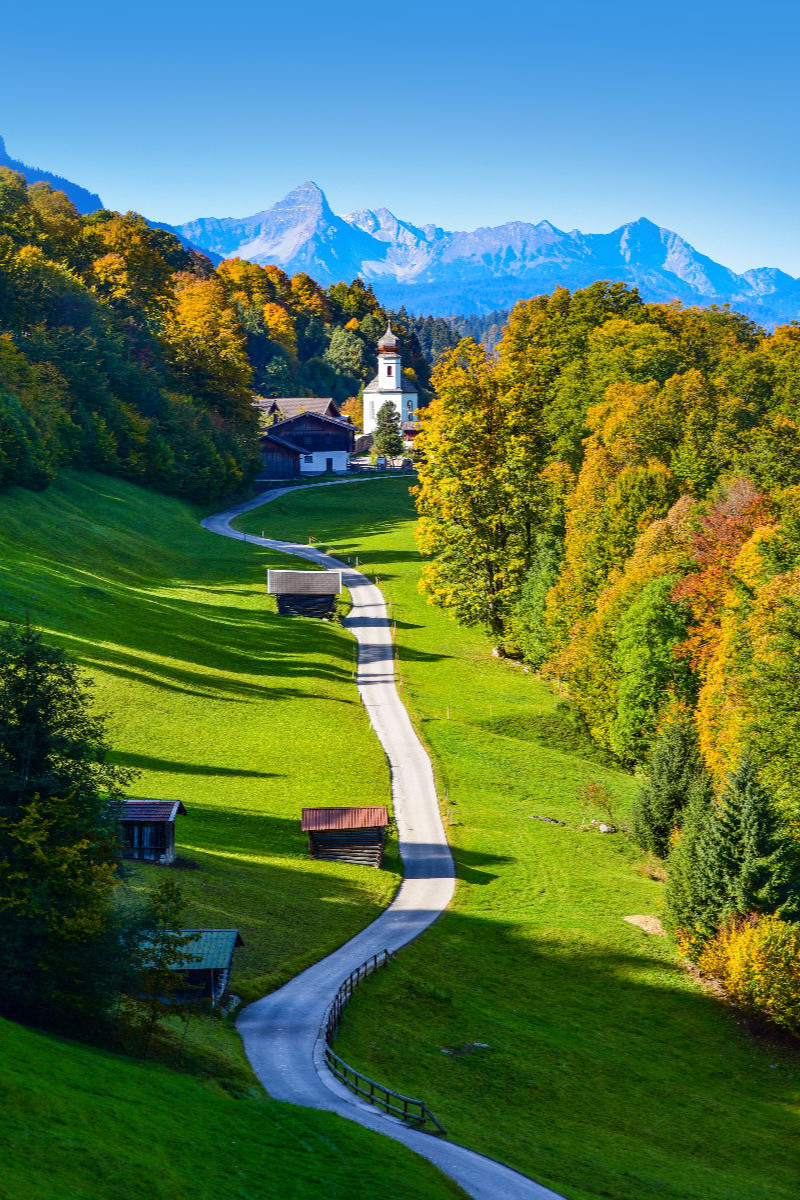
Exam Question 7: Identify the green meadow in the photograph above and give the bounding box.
[0,1015,464,1200]
[0,471,466,1200]
[239,478,800,1200]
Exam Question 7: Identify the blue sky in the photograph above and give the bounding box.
[2,0,799,274]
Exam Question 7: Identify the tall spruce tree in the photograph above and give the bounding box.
[665,754,800,958]
[373,400,404,459]
[631,715,707,856]
[0,623,132,1028]
[664,777,727,956]
[717,756,800,919]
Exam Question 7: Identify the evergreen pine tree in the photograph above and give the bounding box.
[0,624,133,1028]
[373,400,403,459]
[664,776,727,957]
[717,756,800,919]
[631,715,707,857]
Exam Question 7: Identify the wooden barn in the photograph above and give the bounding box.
[143,929,244,1006]
[259,410,355,478]
[267,569,342,617]
[301,806,389,867]
[120,800,186,864]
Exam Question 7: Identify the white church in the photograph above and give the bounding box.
[363,324,418,439]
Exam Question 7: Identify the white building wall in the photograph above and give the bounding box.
[299,450,350,474]
[363,389,418,436]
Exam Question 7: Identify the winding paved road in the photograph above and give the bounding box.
[202,480,565,1200]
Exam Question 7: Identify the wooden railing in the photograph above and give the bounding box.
[322,949,446,1136]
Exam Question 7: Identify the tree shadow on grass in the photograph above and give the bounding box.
[336,907,800,1200]
[112,752,279,779]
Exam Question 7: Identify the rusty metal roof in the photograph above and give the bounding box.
[267,569,342,596]
[121,800,186,822]
[301,806,389,832]
[302,806,388,835]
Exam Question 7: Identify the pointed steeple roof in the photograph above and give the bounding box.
[377,322,400,352]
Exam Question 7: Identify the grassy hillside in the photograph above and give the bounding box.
[238,479,800,1200]
[0,1016,463,1200]
[0,470,403,1086]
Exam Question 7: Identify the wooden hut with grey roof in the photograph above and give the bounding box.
[120,799,186,864]
[267,569,342,617]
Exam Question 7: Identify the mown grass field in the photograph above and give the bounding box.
[239,478,800,1200]
[0,1015,464,1200]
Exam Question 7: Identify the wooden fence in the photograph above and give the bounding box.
[323,949,446,1136]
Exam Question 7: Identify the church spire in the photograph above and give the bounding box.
[377,323,400,353]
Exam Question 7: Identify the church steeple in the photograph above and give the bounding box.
[377,323,400,353]
[377,323,401,390]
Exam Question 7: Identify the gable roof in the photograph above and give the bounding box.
[121,800,186,823]
[302,806,389,832]
[264,409,355,435]
[141,929,244,972]
[267,570,342,596]
[254,396,340,420]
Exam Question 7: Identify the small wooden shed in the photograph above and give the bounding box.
[301,806,389,867]
[144,929,244,1006]
[267,569,342,617]
[120,800,186,864]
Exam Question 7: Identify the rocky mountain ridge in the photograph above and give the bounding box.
[178,182,800,325]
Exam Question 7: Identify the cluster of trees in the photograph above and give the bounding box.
[0,168,435,501]
[415,282,800,1031]
[0,169,262,501]
[0,622,199,1044]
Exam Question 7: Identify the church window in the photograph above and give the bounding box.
[370,402,374,418]
[387,365,393,377]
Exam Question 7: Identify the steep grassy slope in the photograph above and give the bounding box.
[0,1016,463,1200]
[238,479,800,1200]
[0,472,397,1008]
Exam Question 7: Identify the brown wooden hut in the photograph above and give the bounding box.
[301,806,389,867]
[120,800,186,864]
[267,569,342,617]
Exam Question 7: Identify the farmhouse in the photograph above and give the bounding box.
[267,569,342,617]
[143,929,244,1006]
[301,806,389,867]
[363,324,418,437]
[259,410,355,479]
[120,799,186,865]
[254,396,343,423]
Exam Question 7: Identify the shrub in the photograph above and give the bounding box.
[699,914,800,1036]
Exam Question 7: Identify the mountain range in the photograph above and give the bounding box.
[177,182,800,325]
[2,133,798,326]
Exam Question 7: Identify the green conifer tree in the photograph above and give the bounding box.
[373,400,403,459]
[631,715,707,856]
[717,756,800,919]
[0,624,133,1028]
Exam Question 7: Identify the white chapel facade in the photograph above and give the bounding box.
[363,324,418,437]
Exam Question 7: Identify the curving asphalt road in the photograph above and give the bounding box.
[202,480,565,1200]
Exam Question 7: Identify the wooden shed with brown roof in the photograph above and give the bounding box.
[301,806,389,867]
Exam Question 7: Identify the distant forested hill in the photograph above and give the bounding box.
[0,135,103,214]
[0,169,436,500]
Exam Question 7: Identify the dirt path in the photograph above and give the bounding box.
[202,480,564,1200]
